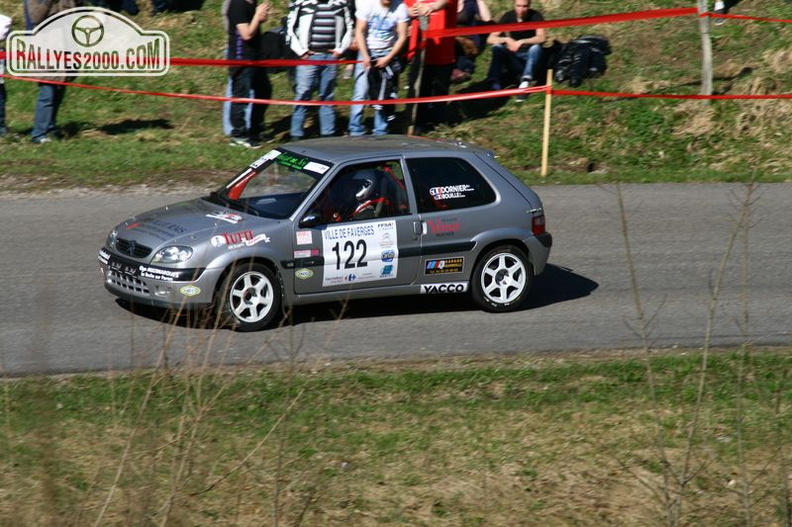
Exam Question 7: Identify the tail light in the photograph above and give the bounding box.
[531,211,546,236]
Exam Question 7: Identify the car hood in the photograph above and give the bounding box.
[115,198,261,252]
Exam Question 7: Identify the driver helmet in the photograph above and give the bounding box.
[351,171,378,202]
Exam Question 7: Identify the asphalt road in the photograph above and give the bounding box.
[1,183,790,376]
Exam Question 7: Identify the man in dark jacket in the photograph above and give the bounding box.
[225,0,272,148]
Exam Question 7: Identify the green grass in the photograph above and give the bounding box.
[1,350,790,525]
[1,0,791,190]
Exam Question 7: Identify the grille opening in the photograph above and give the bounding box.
[107,269,150,295]
[116,238,152,258]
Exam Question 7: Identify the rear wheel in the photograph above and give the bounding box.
[214,262,281,331]
[471,245,533,312]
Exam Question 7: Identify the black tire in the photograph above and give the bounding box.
[470,245,533,312]
[214,262,281,332]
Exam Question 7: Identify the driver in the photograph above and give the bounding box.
[349,170,388,220]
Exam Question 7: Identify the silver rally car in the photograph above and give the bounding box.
[98,135,553,331]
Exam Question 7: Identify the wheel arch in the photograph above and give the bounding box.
[472,238,534,275]
[212,256,282,302]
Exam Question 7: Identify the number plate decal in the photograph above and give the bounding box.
[321,220,398,287]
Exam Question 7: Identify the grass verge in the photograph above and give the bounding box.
[2,349,790,525]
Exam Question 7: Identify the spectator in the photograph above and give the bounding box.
[486,0,545,101]
[0,13,10,138]
[405,0,458,135]
[89,0,139,16]
[348,0,409,136]
[225,0,272,148]
[451,0,491,83]
[713,0,741,25]
[24,0,84,144]
[287,0,354,139]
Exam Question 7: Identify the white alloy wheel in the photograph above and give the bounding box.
[471,246,533,312]
[215,263,281,331]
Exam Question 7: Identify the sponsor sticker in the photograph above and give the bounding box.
[211,230,271,249]
[425,257,464,275]
[427,217,460,236]
[381,250,395,262]
[296,230,313,245]
[207,211,243,224]
[249,149,281,169]
[429,185,474,200]
[179,285,201,297]
[420,282,468,294]
[295,268,314,280]
[138,265,181,282]
[304,161,330,174]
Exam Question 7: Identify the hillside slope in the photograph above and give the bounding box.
[0,0,790,187]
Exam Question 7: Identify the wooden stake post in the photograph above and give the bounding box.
[540,69,553,178]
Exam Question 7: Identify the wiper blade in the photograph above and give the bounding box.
[206,191,241,210]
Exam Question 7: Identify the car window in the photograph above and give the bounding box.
[406,157,496,213]
[308,160,410,224]
[209,149,329,219]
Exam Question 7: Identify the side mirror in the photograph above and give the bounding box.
[299,211,321,228]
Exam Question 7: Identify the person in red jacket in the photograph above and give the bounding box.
[405,0,457,135]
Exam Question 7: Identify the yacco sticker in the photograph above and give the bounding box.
[295,268,314,280]
[296,230,313,245]
[207,212,243,224]
[420,282,468,294]
[425,257,464,275]
[179,285,201,297]
[429,185,473,200]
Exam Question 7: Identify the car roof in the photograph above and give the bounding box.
[280,134,494,164]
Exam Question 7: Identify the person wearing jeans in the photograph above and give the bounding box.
[290,52,341,138]
[0,13,10,137]
[487,41,542,87]
[225,0,271,147]
[32,84,67,143]
[348,0,409,136]
[485,0,545,99]
[287,0,354,139]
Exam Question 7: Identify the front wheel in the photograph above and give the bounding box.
[214,262,282,331]
[471,245,533,312]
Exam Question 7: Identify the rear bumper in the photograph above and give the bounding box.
[523,232,553,275]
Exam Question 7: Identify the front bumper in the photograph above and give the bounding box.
[98,248,222,309]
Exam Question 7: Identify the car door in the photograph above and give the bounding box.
[404,155,499,286]
[291,158,421,295]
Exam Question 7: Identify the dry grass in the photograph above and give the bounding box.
[1,350,789,526]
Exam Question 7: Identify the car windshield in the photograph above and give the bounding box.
[205,148,332,219]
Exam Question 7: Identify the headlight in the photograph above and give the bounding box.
[106,228,118,249]
[152,246,193,264]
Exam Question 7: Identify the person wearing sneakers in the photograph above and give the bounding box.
[485,0,545,101]
[226,0,272,148]
[712,0,741,25]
